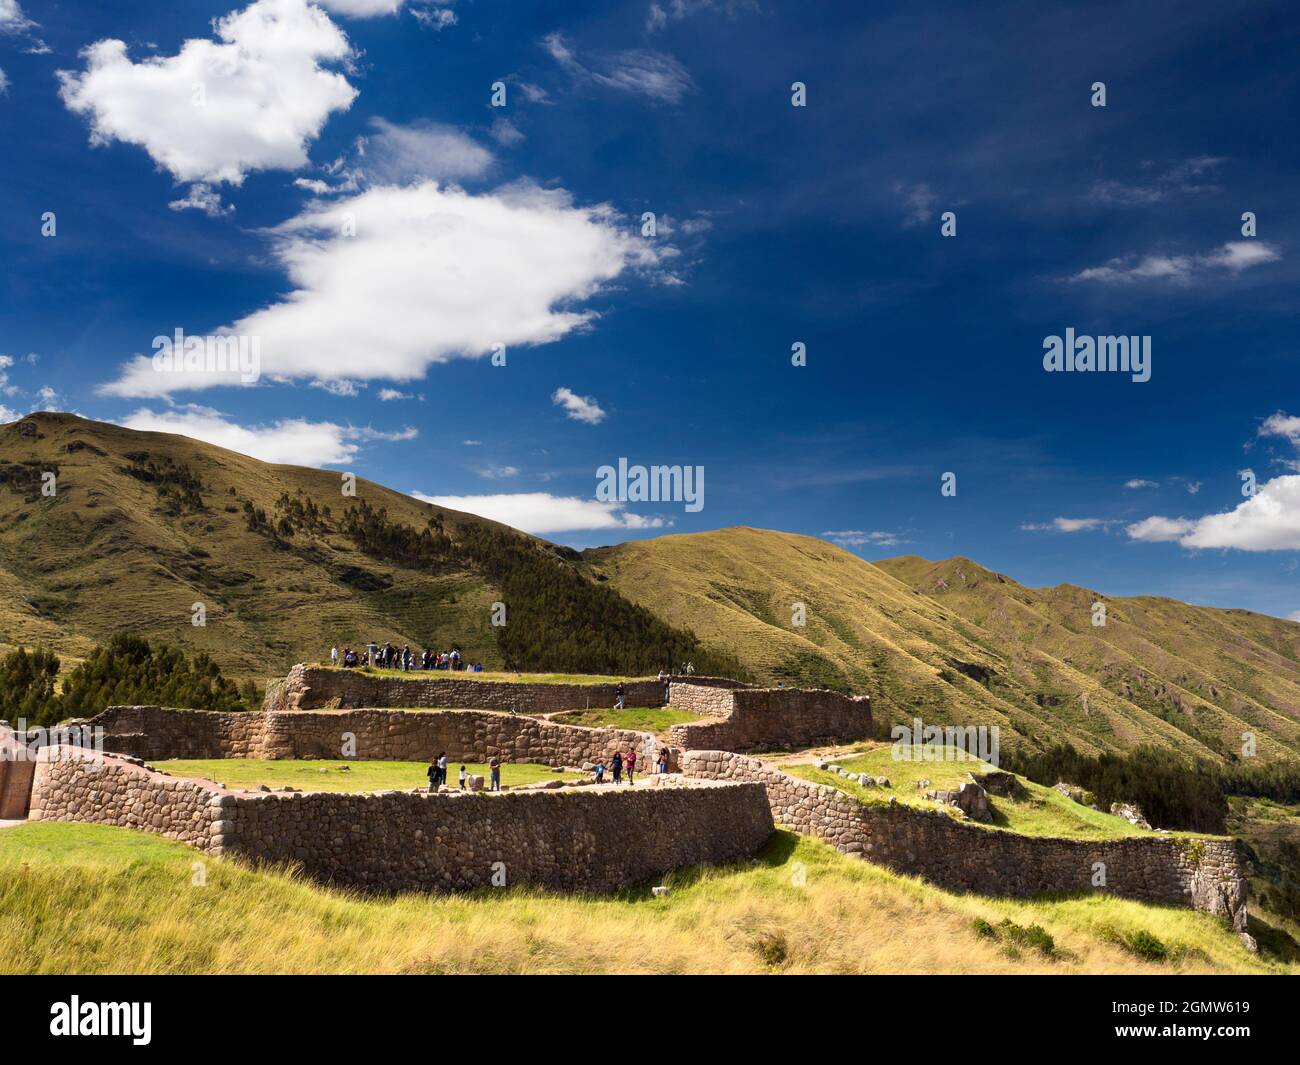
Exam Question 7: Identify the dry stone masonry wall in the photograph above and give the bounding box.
[79,705,669,769]
[682,751,1247,930]
[29,749,774,894]
[266,665,671,714]
[669,684,873,752]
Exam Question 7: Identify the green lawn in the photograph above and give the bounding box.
[785,745,1151,840]
[152,758,583,793]
[1,821,1287,974]
[316,665,655,685]
[550,707,701,735]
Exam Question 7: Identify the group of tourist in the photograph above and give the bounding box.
[426,753,506,792]
[330,643,484,673]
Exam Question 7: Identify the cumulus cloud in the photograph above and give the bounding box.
[411,4,457,30]
[1126,476,1300,551]
[543,31,693,104]
[1067,241,1281,285]
[118,405,414,467]
[101,180,664,397]
[411,491,665,534]
[168,183,233,217]
[1021,517,1114,533]
[58,0,357,188]
[551,386,605,424]
[1124,479,1159,489]
[822,529,906,548]
[316,0,404,14]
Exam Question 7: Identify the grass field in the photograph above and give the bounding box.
[785,745,1155,840]
[549,707,702,735]
[0,821,1290,975]
[152,759,584,792]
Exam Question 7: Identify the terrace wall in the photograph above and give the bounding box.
[266,665,670,714]
[668,685,872,752]
[30,750,774,894]
[681,751,1247,929]
[75,704,671,769]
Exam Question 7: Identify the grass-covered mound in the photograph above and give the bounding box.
[151,758,585,793]
[549,707,702,735]
[0,822,1287,975]
[785,745,1174,840]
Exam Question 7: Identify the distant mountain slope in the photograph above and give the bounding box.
[0,413,724,683]
[584,529,1300,761]
[875,555,1300,762]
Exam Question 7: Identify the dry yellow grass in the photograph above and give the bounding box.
[0,822,1286,975]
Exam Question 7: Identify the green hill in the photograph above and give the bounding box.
[584,529,1300,761]
[0,412,728,684]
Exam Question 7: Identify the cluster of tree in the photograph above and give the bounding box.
[0,459,54,502]
[120,452,205,515]
[1002,743,1228,833]
[340,499,452,568]
[1219,758,1300,804]
[454,522,747,677]
[0,635,260,727]
[273,491,331,536]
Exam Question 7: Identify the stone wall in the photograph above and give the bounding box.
[267,665,670,714]
[668,685,872,752]
[682,751,1247,929]
[77,705,672,769]
[30,748,774,895]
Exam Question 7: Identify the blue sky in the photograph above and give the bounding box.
[1,0,1299,618]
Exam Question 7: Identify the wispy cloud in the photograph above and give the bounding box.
[1067,241,1280,285]
[822,529,907,548]
[1088,156,1224,206]
[411,491,665,533]
[543,31,694,104]
[1021,517,1116,533]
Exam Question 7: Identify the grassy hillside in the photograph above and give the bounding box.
[0,413,726,685]
[1,821,1287,975]
[585,529,1300,761]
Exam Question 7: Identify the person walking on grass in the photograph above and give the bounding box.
[459,765,467,790]
[611,750,623,785]
[330,645,339,666]
[489,756,501,792]
[626,748,636,785]
[427,757,439,792]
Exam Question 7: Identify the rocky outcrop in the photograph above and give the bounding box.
[682,751,1248,930]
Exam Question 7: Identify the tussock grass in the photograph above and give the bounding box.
[0,822,1287,975]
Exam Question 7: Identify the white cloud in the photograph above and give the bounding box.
[411,4,456,30]
[490,117,524,147]
[822,529,906,548]
[118,405,414,466]
[412,491,665,534]
[361,118,492,182]
[0,68,8,94]
[544,31,693,104]
[1288,611,1300,623]
[1021,517,1112,533]
[1124,479,1159,489]
[551,386,606,424]
[102,180,663,397]
[58,0,357,187]
[168,183,233,217]
[1185,481,1202,495]
[1260,410,1300,453]
[316,0,404,15]
[1126,476,1300,551]
[476,464,519,480]
[377,388,412,401]
[895,182,936,228]
[1068,241,1280,285]
[0,0,34,32]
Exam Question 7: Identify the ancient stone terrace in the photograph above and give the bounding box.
[668,681,872,752]
[28,747,774,894]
